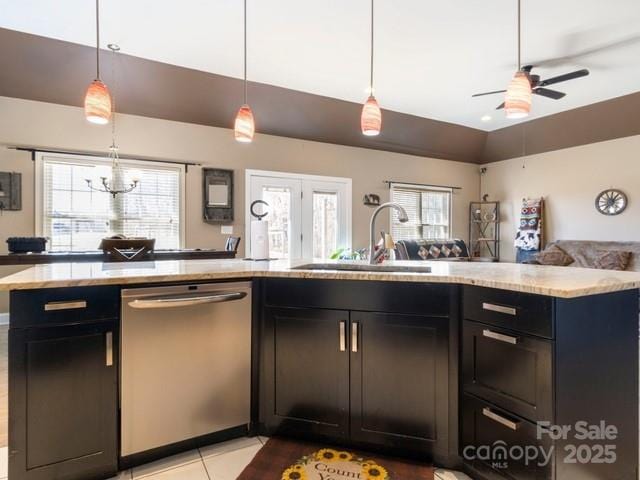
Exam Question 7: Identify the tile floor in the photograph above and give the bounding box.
[98,436,471,480]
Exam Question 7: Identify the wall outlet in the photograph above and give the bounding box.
[221,225,234,235]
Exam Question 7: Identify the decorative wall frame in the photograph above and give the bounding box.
[203,168,234,223]
[0,172,22,211]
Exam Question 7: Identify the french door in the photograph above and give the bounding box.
[246,170,351,260]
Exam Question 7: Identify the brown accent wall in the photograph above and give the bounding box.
[1,28,639,164]
[0,28,486,164]
[482,91,640,162]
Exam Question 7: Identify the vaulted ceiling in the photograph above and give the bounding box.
[2,0,639,131]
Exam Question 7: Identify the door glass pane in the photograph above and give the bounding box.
[312,192,338,259]
[262,186,291,259]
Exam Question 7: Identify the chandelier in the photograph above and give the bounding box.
[85,44,139,198]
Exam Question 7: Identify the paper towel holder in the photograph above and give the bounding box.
[250,200,269,220]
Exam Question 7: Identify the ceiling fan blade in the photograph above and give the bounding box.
[472,90,507,98]
[495,102,505,110]
[538,69,589,86]
[533,88,566,100]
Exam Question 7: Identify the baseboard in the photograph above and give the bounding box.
[0,313,8,325]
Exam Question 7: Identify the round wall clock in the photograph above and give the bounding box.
[595,189,627,216]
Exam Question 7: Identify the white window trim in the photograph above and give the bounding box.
[389,182,453,240]
[35,151,186,248]
[245,169,352,257]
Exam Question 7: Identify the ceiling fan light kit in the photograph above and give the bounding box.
[234,0,255,143]
[84,0,112,125]
[505,71,532,119]
[471,0,590,120]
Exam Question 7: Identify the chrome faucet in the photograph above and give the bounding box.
[369,202,409,264]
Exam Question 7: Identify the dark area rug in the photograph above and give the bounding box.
[238,436,433,480]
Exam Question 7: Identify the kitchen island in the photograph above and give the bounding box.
[0,259,638,480]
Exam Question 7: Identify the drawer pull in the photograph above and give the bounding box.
[483,329,518,345]
[339,321,346,352]
[482,407,520,431]
[482,302,517,316]
[44,300,87,311]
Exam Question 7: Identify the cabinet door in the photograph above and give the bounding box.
[10,321,118,480]
[350,312,450,459]
[261,307,350,440]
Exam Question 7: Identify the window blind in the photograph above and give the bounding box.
[390,184,452,241]
[39,154,183,251]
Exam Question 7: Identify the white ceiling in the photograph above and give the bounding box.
[1,0,639,131]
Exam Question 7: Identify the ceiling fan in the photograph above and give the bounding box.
[472,65,590,110]
[472,0,591,118]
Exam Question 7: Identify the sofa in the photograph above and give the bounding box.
[521,240,640,272]
[395,239,470,261]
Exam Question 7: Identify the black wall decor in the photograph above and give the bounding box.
[203,168,234,223]
[0,172,22,211]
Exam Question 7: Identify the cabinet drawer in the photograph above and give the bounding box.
[462,321,552,423]
[10,286,120,328]
[462,394,553,480]
[463,286,553,339]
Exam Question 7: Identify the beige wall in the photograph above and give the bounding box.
[0,96,481,312]
[482,134,640,262]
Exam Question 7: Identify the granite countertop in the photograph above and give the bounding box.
[1,259,640,298]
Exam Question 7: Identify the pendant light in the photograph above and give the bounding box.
[234,0,255,143]
[504,0,532,119]
[84,0,112,125]
[86,45,139,198]
[361,0,382,136]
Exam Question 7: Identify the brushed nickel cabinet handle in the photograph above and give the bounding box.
[351,322,359,353]
[482,407,520,431]
[339,321,346,352]
[44,300,87,311]
[105,331,113,367]
[482,329,518,345]
[482,302,517,316]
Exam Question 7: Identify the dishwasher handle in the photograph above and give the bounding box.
[128,291,247,309]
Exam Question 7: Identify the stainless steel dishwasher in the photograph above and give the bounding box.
[120,281,252,456]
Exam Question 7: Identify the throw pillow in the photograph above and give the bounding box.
[593,250,632,271]
[535,244,574,266]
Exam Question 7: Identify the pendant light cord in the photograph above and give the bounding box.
[370,0,374,91]
[95,0,101,79]
[110,46,117,150]
[517,0,521,70]
[243,0,248,105]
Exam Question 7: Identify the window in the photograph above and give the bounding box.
[36,152,184,251]
[246,170,351,259]
[390,183,452,241]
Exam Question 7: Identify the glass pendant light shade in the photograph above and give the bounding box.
[234,104,255,143]
[361,95,382,136]
[505,72,531,119]
[84,79,112,125]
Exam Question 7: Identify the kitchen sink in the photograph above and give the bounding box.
[292,263,432,273]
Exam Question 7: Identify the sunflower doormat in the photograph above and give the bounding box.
[237,437,433,480]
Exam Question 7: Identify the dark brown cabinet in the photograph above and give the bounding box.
[9,288,119,480]
[260,279,458,464]
[261,306,350,439]
[462,320,552,423]
[461,286,639,480]
[350,311,450,460]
